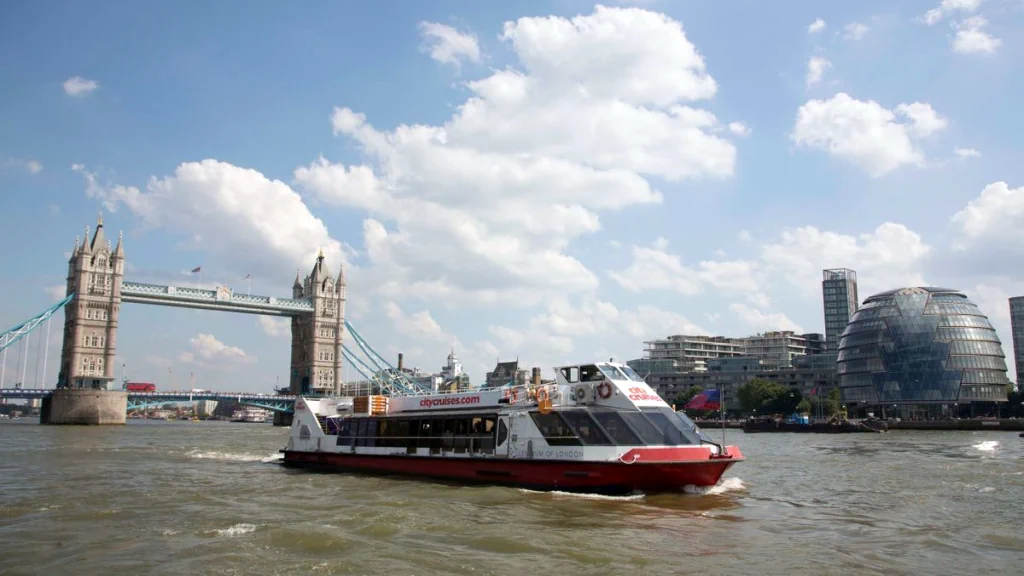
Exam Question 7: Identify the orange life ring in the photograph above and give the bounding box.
[597,381,613,399]
[536,388,549,404]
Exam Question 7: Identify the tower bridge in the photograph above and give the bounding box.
[0,215,426,425]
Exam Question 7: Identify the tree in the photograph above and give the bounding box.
[796,398,812,413]
[738,379,790,413]
[673,385,706,408]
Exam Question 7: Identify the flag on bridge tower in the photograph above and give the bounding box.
[191,266,202,273]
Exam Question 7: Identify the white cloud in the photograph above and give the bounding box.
[953,16,1001,54]
[384,301,456,344]
[738,230,753,243]
[296,5,738,307]
[44,285,66,302]
[73,160,345,283]
[418,21,481,67]
[728,121,751,136]
[181,333,254,364]
[63,76,98,96]
[951,181,1024,247]
[894,102,948,138]
[954,147,981,158]
[257,316,290,337]
[729,303,804,333]
[790,93,947,177]
[609,239,768,305]
[843,22,869,40]
[6,158,42,174]
[808,19,826,34]
[921,0,984,26]
[761,223,931,297]
[806,56,831,87]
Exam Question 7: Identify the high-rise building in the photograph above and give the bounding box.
[741,331,826,369]
[1011,296,1024,385]
[838,287,1009,418]
[822,269,859,351]
[640,335,745,372]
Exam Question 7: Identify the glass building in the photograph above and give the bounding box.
[838,287,1009,417]
[1011,296,1024,385]
[823,269,858,351]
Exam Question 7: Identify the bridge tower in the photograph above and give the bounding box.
[289,249,345,395]
[58,214,124,390]
[43,214,127,425]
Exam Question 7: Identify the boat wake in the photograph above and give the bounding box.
[186,449,282,463]
[684,477,746,496]
[518,489,645,501]
[212,523,258,537]
[972,441,999,452]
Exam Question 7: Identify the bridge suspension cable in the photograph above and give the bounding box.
[1,294,71,388]
[342,320,432,396]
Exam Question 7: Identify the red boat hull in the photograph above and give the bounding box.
[282,449,743,495]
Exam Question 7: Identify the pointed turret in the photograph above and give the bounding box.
[70,236,80,261]
[89,212,105,252]
[81,225,92,254]
[311,247,326,281]
[114,230,124,258]
[336,262,346,287]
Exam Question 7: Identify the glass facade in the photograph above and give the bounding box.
[838,287,1009,406]
[823,269,858,351]
[1011,297,1024,385]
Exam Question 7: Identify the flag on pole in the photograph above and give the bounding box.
[685,388,721,411]
[243,273,251,280]
[191,266,202,273]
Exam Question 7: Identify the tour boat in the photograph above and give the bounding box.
[282,361,743,495]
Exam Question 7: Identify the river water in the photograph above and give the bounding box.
[0,420,1021,575]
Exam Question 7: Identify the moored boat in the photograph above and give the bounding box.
[282,361,743,495]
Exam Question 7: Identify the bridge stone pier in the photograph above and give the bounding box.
[45,215,345,425]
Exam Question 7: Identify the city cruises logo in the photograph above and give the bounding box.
[419,395,482,408]
[626,386,661,402]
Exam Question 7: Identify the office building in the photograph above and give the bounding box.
[741,331,825,369]
[838,287,1009,418]
[822,269,859,351]
[639,335,745,372]
[1011,297,1024,386]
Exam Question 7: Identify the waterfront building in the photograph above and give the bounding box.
[641,358,838,413]
[640,335,745,372]
[838,287,1009,418]
[1011,297,1024,386]
[823,269,859,351]
[484,359,527,388]
[194,400,218,418]
[741,331,825,368]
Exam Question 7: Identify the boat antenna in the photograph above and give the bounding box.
[720,383,726,455]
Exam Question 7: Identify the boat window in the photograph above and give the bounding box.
[579,365,604,382]
[590,410,642,445]
[559,410,612,445]
[528,411,582,446]
[620,365,646,382]
[619,411,667,445]
[641,408,700,445]
[671,410,714,443]
[597,363,629,381]
[497,419,508,447]
[560,367,579,383]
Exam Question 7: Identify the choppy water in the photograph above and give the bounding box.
[0,420,1021,575]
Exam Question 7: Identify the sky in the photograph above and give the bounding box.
[1,0,1023,392]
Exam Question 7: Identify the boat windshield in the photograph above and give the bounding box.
[596,363,630,381]
[672,409,715,444]
[640,407,703,445]
[619,365,646,382]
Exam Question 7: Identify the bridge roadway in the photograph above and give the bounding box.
[0,389,297,413]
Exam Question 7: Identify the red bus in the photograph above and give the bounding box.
[125,382,156,392]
